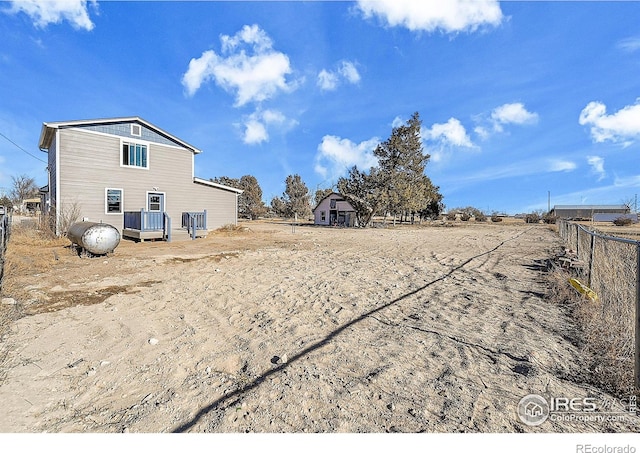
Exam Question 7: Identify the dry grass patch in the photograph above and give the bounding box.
[1,223,70,298]
[547,268,636,397]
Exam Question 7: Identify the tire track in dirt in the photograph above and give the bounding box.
[171,228,533,432]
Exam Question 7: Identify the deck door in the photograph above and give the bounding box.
[147,192,165,212]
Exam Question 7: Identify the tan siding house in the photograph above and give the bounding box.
[38,117,241,239]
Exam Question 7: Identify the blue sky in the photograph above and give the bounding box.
[1,1,640,214]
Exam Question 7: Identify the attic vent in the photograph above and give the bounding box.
[131,124,142,136]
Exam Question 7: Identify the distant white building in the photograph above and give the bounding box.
[550,205,630,220]
[312,192,356,227]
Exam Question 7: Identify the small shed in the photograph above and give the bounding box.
[22,197,41,214]
[313,192,356,227]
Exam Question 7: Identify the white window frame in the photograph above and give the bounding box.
[120,138,150,170]
[145,191,166,212]
[105,188,124,215]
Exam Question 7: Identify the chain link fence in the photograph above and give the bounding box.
[557,219,639,393]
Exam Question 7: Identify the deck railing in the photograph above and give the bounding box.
[182,210,207,240]
[124,209,164,231]
[124,209,171,241]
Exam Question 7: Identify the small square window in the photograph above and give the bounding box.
[131,124,142,136]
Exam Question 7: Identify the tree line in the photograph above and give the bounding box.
[214,112,444,226]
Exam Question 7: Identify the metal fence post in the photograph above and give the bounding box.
[588,234,595,287]
[636,243,640,391]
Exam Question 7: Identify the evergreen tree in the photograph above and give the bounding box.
[337,166,383,227]
[313,188,334,207]
[270,174,312,219]
[238,175,267,220]
[211,175,267,220]
[373,112,441,223]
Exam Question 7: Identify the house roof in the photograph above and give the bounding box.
[551,204,629,211]
[312,192,354,212]
[193,177,243,194]
[38,117,203,154]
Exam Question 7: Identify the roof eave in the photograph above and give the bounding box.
[38,117,203,154]
[193,177,244,194]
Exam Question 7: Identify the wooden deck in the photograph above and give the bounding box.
[122,228,165,242]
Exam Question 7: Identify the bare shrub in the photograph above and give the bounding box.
[475,212,487,222]
[525,212,540,224]
[213,224,251,236]
[445,212,457,221]
[543,213,557,224]
[460,213,471,221]
[491,214,503,223]
[56,201,82,236]
[613,217,633,227]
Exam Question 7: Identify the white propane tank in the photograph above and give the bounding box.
[67,221,121,255]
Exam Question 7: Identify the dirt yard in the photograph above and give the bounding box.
[0,220,638,433]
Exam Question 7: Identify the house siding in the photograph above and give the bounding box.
[56,127,237,233]
[71,122,178,147]
[47,133,57,216]
[313,194,356,226]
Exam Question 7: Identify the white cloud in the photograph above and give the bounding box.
[314,135,379,180]
[579,99,640,145]
[182,24,295,106]
[587,155,606,181]
[473,102,539,137]
[491,102,539,127]
[243,119,268,145]
[422,118,473,148]
[317,60,361,91]
[355,0,503,33]
[317,69,339,91]
[391,116,405,128]
[618,37,640,53]
[7,0,96,30]
[549,159,577,172]
[242,109,296,145]
[474,125,490,140]
[339,61,361,84]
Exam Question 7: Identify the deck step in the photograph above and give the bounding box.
[168,229,206,242]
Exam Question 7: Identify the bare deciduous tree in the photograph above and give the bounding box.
[10,174,39,206]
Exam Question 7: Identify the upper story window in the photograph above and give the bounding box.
[131,124,142,136]
[122,142,148,168]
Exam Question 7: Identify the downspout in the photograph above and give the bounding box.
[55,129,60,236]
[235,192,239,226]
